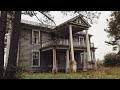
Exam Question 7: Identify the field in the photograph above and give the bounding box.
[20,67,120,79]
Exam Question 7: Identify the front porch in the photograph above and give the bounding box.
[40,48,86,72]
[39,15,97,73]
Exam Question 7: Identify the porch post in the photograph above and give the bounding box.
[66,49,69,73]
[83,51,87,71]
[69,25,74,61]
[52,47,57,73]
[85,29,92,69]
[93,50,97,70]
[69,25,77,73]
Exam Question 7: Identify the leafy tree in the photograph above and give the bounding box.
[61,11,101,24]
[104,53,120,67]
[105,11,120,54]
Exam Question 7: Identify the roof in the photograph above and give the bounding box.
[21,19,55,29]
[55,14,91,29]
[21,14,91,33]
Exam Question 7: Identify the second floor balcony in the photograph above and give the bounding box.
[42,39,94,49]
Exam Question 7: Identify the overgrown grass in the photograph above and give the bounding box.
[20,67,120,79]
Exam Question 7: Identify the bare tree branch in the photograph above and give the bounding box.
[38,11,56,26]
[32,11,44,25]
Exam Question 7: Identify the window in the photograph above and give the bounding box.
[75,18,82,24]
[79,36,84,45]
[32,30,40,44]
[77,19,81,24]
[32,51,40,67]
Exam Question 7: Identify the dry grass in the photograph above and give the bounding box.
[21,67,120,79]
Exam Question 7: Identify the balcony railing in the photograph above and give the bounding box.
[42,39,90,48]
[42,40,54,47]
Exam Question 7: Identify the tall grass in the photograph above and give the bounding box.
[21,67,120,79]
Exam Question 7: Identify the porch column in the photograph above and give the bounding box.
[66,49,69,73]
[83,51,87,71]
[69,25,74,61]
[52,47,57,73]
[69,25,77,73]
[93,50,97,70]
[85,29,92,69]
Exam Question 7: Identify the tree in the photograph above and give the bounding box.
[0,11,7,79]
[4,11,21,79]
[105,11,120,54]
[104,53,120,67]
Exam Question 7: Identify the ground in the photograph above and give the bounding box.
[20,67,120,79]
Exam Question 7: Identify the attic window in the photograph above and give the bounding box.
[76,19,81,24]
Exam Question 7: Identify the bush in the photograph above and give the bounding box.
[104,53,120,67]
[15,66,29,79]
[96,60,104,68]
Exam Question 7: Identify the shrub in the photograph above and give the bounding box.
[104,53,120,67]
[15,65,29,79]
[96,60,104,67]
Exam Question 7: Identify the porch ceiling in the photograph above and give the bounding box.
[40,45,87,52]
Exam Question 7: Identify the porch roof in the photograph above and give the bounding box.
[52,14,91,36]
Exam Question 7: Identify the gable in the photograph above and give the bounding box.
[73,18,86,26]
[71,16,91,27]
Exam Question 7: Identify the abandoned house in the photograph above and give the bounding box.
[5,14,97,73]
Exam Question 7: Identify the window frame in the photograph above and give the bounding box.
[31,50,40,67]
[79,36,84,45]
[32,29,40,45]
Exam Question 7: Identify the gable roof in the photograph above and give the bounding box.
[55,14,91,29]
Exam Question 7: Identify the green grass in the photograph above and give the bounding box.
[20,67,120,79]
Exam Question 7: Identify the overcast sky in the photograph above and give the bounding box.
[22,11,116,60]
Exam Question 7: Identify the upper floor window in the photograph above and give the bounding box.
[32,30,40,44]
[79,36,84,45]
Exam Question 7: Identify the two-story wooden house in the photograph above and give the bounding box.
[5,14,97,73]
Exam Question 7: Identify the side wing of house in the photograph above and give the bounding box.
[18,23,53,72]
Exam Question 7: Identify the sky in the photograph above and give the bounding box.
[22,11,115,60]
[88,11,116,60]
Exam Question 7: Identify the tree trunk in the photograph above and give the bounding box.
[4,11,21,79]
[0,11,7,79]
